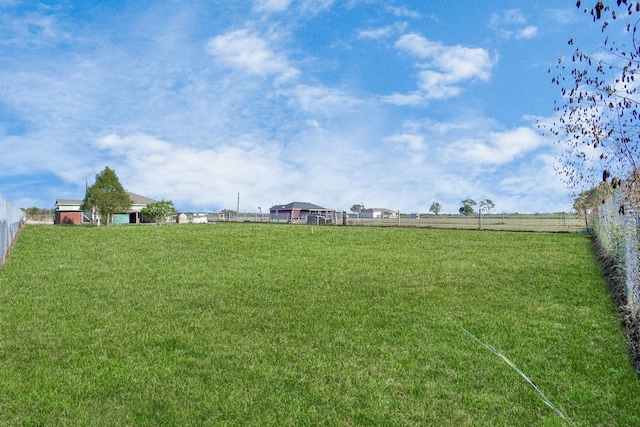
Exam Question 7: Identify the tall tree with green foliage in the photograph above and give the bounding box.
[82,167,131,225]
[350,203,365,215]
[141,200,178,224]
[542,1,640,209]
[429,202,442,215]
[479,199,495,214]
[459,199,476,216]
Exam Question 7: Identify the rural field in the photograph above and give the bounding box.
[0,223,638,426]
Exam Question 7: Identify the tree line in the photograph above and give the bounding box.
[349,199,495,216]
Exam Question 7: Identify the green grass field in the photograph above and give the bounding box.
[0,223,638,426]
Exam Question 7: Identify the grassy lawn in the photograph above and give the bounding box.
[0,223,638,426]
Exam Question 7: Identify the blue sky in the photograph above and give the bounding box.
[0,1,605,213]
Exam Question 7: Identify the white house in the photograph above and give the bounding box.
[360,208,397,219]
[54,192,157,224]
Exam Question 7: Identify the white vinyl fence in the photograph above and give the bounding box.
[0,193,24,266]
[595,189,640,313]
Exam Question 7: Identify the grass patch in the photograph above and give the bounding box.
[0,223,638,425]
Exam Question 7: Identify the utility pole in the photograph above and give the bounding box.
[237,193,240,222]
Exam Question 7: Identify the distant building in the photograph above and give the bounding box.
[176,213,189,224]
[54,192,157,224]
[360,208,397,219]
[53,199,84,225]
[269,202,336,222]
[191,213,208,224]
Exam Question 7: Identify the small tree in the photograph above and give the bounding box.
[82,166,131,225]
[459,199,476,216]
[141,200,178,224]
[350,203,365,215]
[479,199,495,214]
[429,202,442,215]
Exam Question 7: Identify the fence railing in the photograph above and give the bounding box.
[212,212,586,232]
[344,213,585,231]
[0,194,24,266]
[595,190,640,313]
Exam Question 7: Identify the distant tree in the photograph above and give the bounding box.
[24,207,38,219]
[82,166,131,225]
[429,202,442,215]
[541,1,640,209]
[220,209,236,220]
[23,207,53,221]
[573,184,612,230]
[141,200,178,224]
[479,199,495,214]
[459,199,476,216]
[350,203,365,214]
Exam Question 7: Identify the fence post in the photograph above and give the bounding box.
[0,220,6,265]
[0,194,24,267]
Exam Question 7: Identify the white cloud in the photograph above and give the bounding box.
[357,22,407,40]
[517,26,538,40]
[417,71,463,99]
[381,91,424,106]
[357,26,394,40]
[98,133,172,154]
[253,0,292,13]
[394,33,495,100]
[0,11,71,47]
[379,118,571,213]
[94,133,288,210]
[384,133,426,162]
[546,8,577,25]
[384,133,425,150]
[286,84,364,115]
[498,153,569,211]
[449,127,545,165]
[387,6,421,19]
[299,0,335,15]
[207,29,299,81]
[490,9,526,27]
[395,33,440,58]
[489,9,538,40]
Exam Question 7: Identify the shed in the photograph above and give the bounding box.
[54,199,84,224]
[176,213,189,223]
[54,210,83,225]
